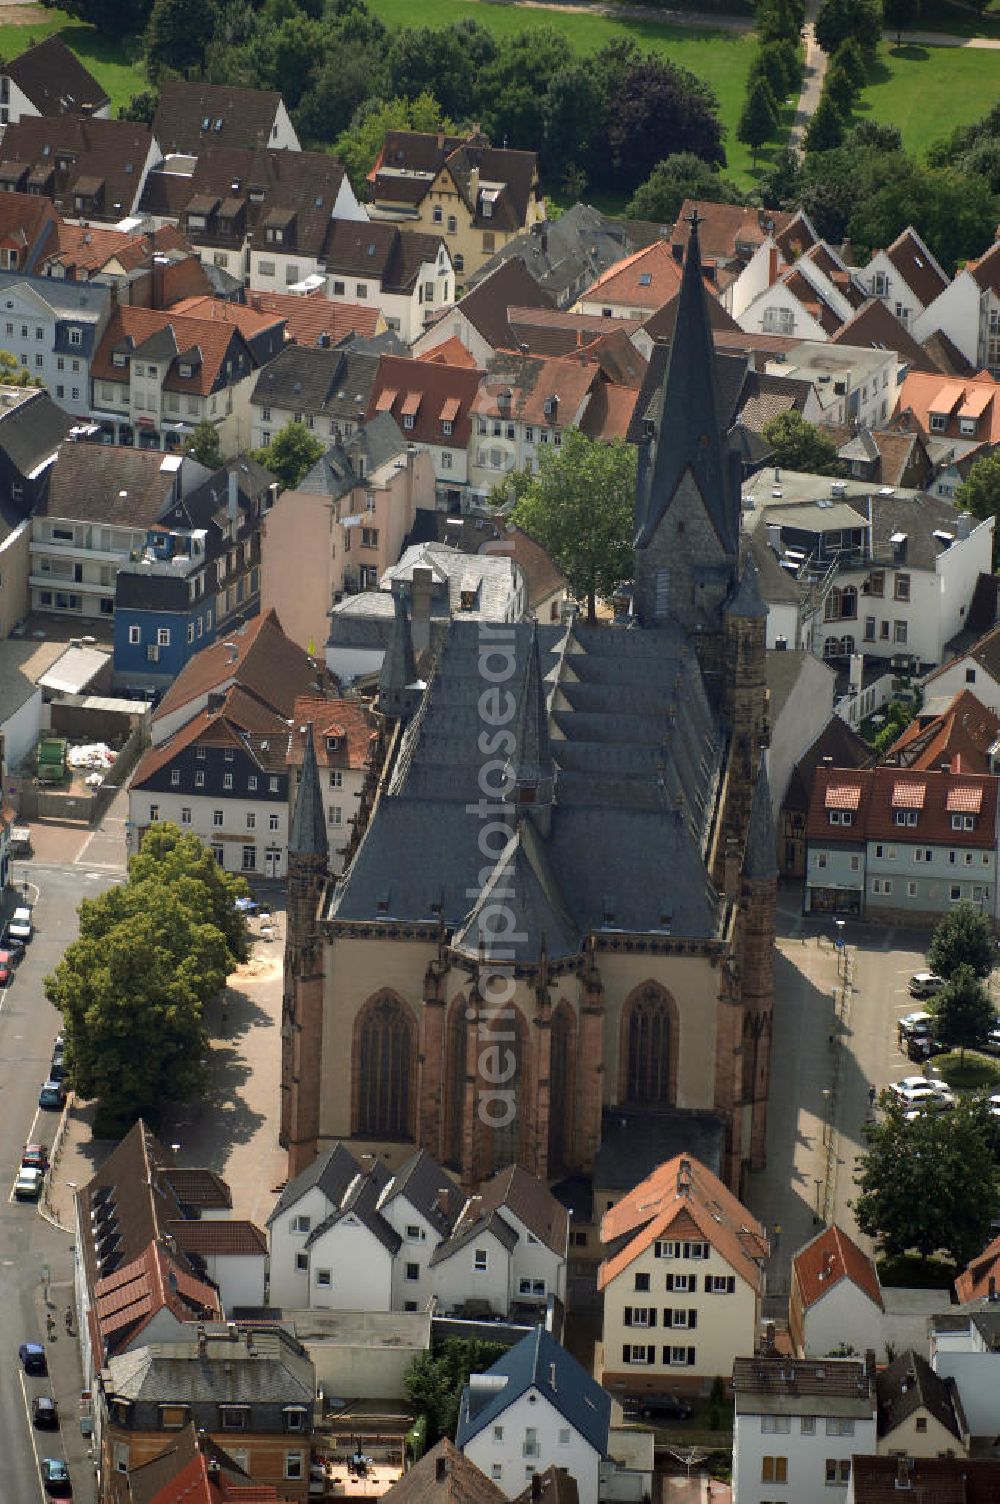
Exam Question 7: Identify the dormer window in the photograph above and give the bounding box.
[951,813,976,831]
[403,414,414,430]
[481,198,493,219]
[178,362,192,378]
[266,227,283,244]
[326,735,342,751]
[828,810,853,826]
[441,419,453,436]
[894,810,918,827]
[112,352,127,368]
[959,417,977,437]
[929,412,947,432]
[68,327,82,346]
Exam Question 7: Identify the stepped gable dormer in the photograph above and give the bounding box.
[633,209,741,633]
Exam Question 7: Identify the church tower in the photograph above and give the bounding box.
[280,724,329,1176]
[632,211,742,689]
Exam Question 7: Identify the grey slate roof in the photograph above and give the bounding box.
[267,1141,361,1224]
[298,414,408,500]
[105,1327,314,1404]
[380,1149,464,1237]
[250,343,379,424]
[0,388,73,479]
[634,215,741,555]
[726,555,768,620]
[876,1350,965,1442]
[467,203,634,307]
[330,620,725,958]
[384,543,521,622]
[455,1328,610,1455]
[428,1207,519,1267]
[288,713,329,859]
[305,1157,400,1255]
[744,754,777,880]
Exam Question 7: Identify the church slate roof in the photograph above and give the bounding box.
[330,619,724,955]
[379,591,418,695]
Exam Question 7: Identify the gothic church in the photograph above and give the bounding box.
[280,216,777,1195]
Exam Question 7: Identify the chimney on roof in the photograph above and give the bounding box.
[197,1324,207,1357]
[895,1456,912,1491]
[990,1276,997,1301]
[436,1454,449,1483]
[531,1475,543,1501]
[956,511,972,540]
[676,1158,692,1197]
[227,467,239,522]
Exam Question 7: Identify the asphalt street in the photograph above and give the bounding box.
[0,862,120,1504]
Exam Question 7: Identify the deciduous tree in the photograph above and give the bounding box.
[815,0,882,56]
[854,1096,998,1265]
[334,93,454,193]
[929,901,996,981]
[253,421,325,492]
[804,90,847,152]
[761,411,845,475]
[145,0,218,80]
[884,0,919,45]
[509,429,636,625]
[185,419,222,470]
[605,57,725,194]
[405,1340,509,1445]
[957,448,1000,563]
[931,965,996,1065]
[626,154,745,224]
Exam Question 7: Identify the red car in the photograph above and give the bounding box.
[0,953,12,987]
[22,1143,49,1172]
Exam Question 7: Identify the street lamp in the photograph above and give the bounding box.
[814,1178,823,1220]
[835,918,846,976]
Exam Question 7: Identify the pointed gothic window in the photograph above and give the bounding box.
[355,995,414,1139]
[548,1004,577,1175]
[622,987,673,1106]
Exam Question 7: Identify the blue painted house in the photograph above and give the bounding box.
[113,454,276,689]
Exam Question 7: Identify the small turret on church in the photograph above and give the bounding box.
[378,591,423,723]
[280,723,330,1172]
[632,210,742,667]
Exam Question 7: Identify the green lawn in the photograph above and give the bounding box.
[932,1049,1000,1090]
[855,41,1000,158]
[0,13,147,116]
[367,0,771,193]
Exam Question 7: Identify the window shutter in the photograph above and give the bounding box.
[624,1306,632,1326]
[688,1309,697,1329]
[621,1346,630,1363]
[704,1275,712,1293]
[727,1276,736,1294]
[664,1307,672,1328]
[666,1273,674,1292]
[649,1308,657,1327]
[687,1346,696,1366]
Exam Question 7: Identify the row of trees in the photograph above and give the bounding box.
[44,824,249,1134]
[94,0,729,203]
[737,0,803,166]
[803,35,868,154]
[856,904,1000,1268]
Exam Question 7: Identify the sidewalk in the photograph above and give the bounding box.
[45,900,288,1233]
[33,1278,97,1504]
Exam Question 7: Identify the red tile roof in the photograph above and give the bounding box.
[581,240,686,311]
[955,1231,1000,1303]
[597,1153,768,1294]
[970,237,1000,297]
[93,1241,220,1355]
[153,608,327,729]
[671,200,798,263]
[884,226,949,308]
[167,1219,267,1257]
[244,287,380,346]
[287,696,376,773]
[474,352,598,428]
[887,690,1000,775]
[366,354,482,448]
[792,1224,884,1313]
[578,381,639,441]
[807,765,998,846]
[894,370,1000,445]
[91,304,278,398]
[0,189,58,263]
[419,335,480,368]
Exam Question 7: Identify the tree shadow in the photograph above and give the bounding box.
[886,43,931,60]
[53,23,144,66]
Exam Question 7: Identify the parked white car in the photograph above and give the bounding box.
[891,1076,954,1110]
[7,907,32,943]
[908,973,943,999]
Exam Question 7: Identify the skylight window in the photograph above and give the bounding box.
[638,273,652,287]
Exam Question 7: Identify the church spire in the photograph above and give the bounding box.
[288,723,328,859]
[634,210,740,557]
